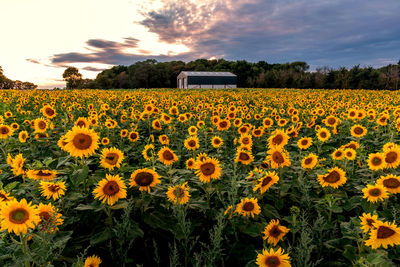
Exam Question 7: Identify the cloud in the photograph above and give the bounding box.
[48,0,400,70]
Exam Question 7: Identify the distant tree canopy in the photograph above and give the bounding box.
[0,66,37,90]
[69,58,400,90]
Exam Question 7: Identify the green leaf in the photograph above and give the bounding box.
[4,181,19,191]
[90,229,112,245]
[110,201,128,210]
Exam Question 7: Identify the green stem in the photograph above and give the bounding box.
[20,234,30,267]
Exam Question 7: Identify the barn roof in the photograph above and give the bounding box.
[179,71,236,77]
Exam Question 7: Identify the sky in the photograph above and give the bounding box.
[1,0,399,88]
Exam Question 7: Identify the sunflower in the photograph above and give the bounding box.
[362,184,389,203]
[239,133,253,148]
[120,129,128,138]
[41,105,57,118]
[253,171,279,194]
[265,147,291,169]
[365,221,400,249]
[194,157,222,183]
[331,148,345,160]
[58,135,69,151]
[383,146,400,169]
[101,137,110,146]
[301,153,318,169]
[341,141,360,150]
[184,136,200,151]
[26,169,57,181]
[64,126,99,158]
[188,126,198,135]
[166,182,191,204]
[211,136,223,148]
[84,255,102,267]
[159,134,170,145]
[93,174,127,206]
[235,149,254,165]
[186,158,196,169]
[359,213,380,233]
[39,181,67,200]
[0,198,40,235]
[152,119,162,131]
[128,131,139,142]
[297,137,312,150]
[263,118,274,128]
[196,152,209,163]
[37,203,63,232]
[217,119,231,131]
[130,168,161,192]
[235,197,261,218]
[268,129,289,148]
[344,148,356,160]
[256,247,291,267]
[262,219,290,246]
[33,117,48,133]
[350,124,367,138]
[0,190,15,205]
[316,127,331,142]
[0,124,13,139]
[317,167,347,188]
[252,127,264,138]
[376,174,400,194]
[158,146,179,166]
[367,152,386,170]
[11,154,25,176]
[18,131,28,143]
[100,147,124,170]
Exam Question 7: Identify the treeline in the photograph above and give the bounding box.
[72,59,400,90]
[0,66,37,90]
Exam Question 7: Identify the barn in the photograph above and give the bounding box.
[177,71,237,89]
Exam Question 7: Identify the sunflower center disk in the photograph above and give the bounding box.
[261,176,272,186]
[105,153,119,164]
[269,226,282,237]
[265,256,280,267]
[272,135,283,145]
[163,151,174,161]
[272,152,284,164]
[135,172,154,186]
[377,226,395,239]
[239,152,250,161]
[383,178,400,188]
[385,152,398,164]
[242,202,254,211]
[369,189,381,196]
[323,171,340,183]
[48,185,60,192]
[200,163,215,176]
[10,208,29,224]
[304,158,313,165]
[103,181,120,196]
[354,127,364,135]
[73,133,93,149]
[1,127,10,134]
[39,211,51,221]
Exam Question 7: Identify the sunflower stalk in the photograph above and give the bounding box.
[20,234,31,267]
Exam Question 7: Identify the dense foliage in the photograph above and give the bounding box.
[72,59,400,90]
[1,88,400,267]
[0,66,37,90]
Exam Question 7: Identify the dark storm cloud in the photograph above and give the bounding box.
[49,0,400,70]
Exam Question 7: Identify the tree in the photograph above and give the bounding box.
[63,67,83,89]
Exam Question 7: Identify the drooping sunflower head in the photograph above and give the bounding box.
[158,146,179,166]
[166,182,191,205]
[130,168,161,193]
[93,174,127,206]
[317,167,347,188]
[194,157,222,183]
[359,212,380,233]
[235,197,261,218]
[365,220,400,249]
[37,203,63,232]
[100,147,124,170]
[0,198,40,235]
[64,126,99,158]
[362,184,389,203]
[262,219,290,246]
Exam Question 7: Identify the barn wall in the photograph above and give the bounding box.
[188,84,237,89]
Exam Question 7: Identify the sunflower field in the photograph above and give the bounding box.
[1,88,400,267]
